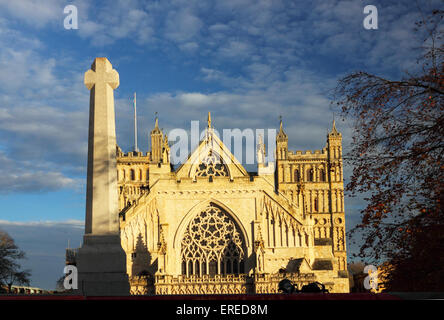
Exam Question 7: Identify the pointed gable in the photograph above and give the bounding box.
[176,126,248,180]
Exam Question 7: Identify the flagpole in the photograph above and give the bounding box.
[134,92,138,152]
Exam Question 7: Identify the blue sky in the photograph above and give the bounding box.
[0,0,439,290]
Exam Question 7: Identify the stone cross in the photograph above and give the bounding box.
[77,57,129,296]
[84,57,120,235]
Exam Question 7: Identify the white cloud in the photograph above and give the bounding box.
[0,0,437,197]
[76,0,156,46]
[0,23,89,193]
[0,151,81,193]
[179,93,212,107]
[218,40,253,59]
[0,0,427,78]
[180,41,199,52]
[208,23,231,33]
[137,66,340,155]
[0,49,53,91]
[0,0,62,27]
[165,9,203,43]
[0,104,88,166]
[0,219,83,228]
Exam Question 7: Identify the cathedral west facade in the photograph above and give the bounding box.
[116,115,349,294]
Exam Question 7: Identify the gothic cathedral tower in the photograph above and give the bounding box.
[327,120,347,271]
[276,118,288,161]
[150,117,163,164]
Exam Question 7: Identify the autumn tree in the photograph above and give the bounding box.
[334,10,443,291]
[0,230,31,293]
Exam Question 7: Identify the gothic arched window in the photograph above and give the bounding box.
[195,152,229,178]
[294,169,300,182]
[130,169,135,181]
[319,168,326,182]
[181,204,245,277]
[307,168,314,182]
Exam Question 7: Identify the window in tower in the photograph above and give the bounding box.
[307,168,314,182]
[319,168,326,182]
[294,169,300,182]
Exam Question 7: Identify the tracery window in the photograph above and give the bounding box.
[181,204,245,277]
[195,152,229,178]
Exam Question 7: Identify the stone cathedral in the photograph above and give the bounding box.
[114,113,349,295]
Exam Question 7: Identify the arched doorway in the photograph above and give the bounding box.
[180,203,246,277]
